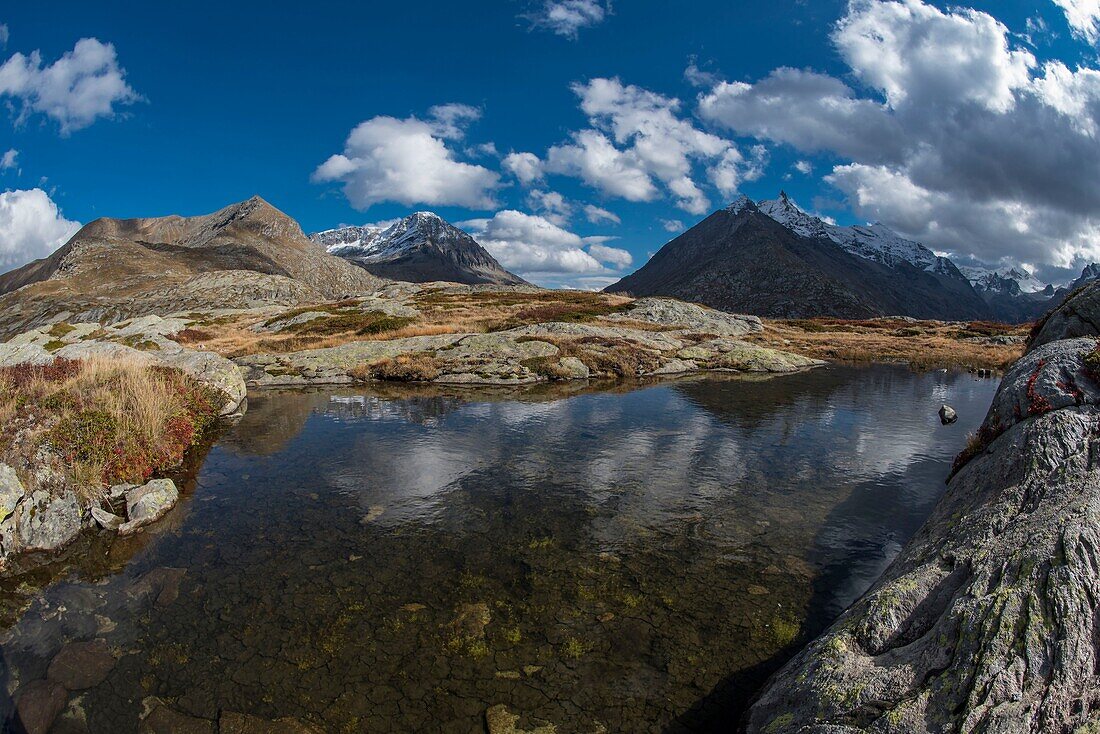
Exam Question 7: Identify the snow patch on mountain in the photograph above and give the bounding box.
[758,192,945,272]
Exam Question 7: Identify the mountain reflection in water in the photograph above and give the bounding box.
[0,366,997,733]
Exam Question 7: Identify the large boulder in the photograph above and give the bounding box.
[1028,280,1100,350]
[746,336,1100,732]
[15,490,82,553]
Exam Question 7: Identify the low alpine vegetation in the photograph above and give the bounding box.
[0,356,223,498]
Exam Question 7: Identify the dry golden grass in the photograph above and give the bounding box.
[0,355,222,498]
[749,318,1028,370]
[177,290,639,358]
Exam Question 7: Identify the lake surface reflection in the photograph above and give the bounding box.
[0,366,997,733]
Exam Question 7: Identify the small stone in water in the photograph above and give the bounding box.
[939,404,959,425]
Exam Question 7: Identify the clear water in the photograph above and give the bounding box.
[0,366,998,733]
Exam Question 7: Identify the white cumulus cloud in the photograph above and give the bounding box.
[502,151,544,185]
[313,105,499,210]
[660,219,684,233]
[546,78,761,214]
[528,0,609,39]
[460,209,629,278]
[0,149,17,171]
[0,37,140,134]
[0,188,81,273]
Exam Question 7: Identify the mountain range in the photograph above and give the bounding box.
[310,212,526,286]
[606,193,1098,322]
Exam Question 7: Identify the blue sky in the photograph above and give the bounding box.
[2,0,1099,287]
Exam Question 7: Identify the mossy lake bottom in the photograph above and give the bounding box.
[0,366,998,733]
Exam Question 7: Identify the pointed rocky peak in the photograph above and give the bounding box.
[758,193,829,239]
[197,195,305,242]
[724,195,756,216]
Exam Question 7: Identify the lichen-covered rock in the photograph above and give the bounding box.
[156,347,246,416]
[608,297,763,336]
[1028,280,1100,350]
[747,335,1100,733]
[90,506,123,530]
[0,462,24,523]
[704,340,825,372]
[981,336,1097,437]
[557,356,590,379]
[0,341,54,367]
[119,479,179,536]
[15,490,82,553]
[139,703,215,734]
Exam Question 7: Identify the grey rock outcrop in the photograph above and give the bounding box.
[1029,280,1100,350]
[746,294,1100,732]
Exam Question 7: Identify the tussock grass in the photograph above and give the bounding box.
[350,353,443,382]
[0,356,222,498]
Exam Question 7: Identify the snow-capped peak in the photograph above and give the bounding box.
[960,264,1048,295]
[309,211,471,260]
[758,193,940,272]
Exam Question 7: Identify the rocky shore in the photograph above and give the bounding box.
[746,284,1100,732]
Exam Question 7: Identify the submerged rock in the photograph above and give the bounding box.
[747,325,1100,731]
[485,704,558,734]
[139,703,214,734]
[47,640,116,690]
[14,678,68,734]
[218,711,324,733]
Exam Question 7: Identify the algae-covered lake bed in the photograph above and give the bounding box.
[0,365,998,732]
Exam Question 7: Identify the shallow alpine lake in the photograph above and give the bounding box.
[0,365,998,733]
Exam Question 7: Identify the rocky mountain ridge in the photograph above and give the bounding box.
[0,197,383,339]
[605,196,991,320]
[609,193,1100,322]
